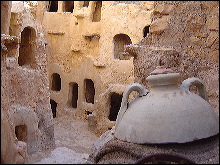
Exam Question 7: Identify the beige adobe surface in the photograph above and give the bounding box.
[27,116,98,164]
[38,1,153,135]
[1,1,219,164]
[1,1,55,163]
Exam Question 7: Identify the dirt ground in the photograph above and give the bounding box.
[28,116,99,164]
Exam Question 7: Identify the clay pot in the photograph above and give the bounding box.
[114,66,219,144]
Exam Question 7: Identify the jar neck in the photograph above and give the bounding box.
[150,84,179,93]
[146,73,181,92]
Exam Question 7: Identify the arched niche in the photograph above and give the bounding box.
[113,34,132,60]
[18,26,37,68]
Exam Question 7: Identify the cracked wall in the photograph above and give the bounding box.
[1,1,55,163]
[39,1,152,135]
[127,1,219,112]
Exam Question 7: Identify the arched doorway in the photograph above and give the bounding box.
[113,34,132,60]
[18,26,36,68]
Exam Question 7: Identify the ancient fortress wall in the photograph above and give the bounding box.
[1,1,55,163]
[1,1,218,163]
[38,1,152,135]
[127,1,219,112]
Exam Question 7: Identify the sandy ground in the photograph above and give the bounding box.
[28,116,99,164]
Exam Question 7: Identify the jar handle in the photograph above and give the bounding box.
[115,83,149,129]
[180,77,209,102]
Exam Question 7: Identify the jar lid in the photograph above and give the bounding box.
[150,66,175,75]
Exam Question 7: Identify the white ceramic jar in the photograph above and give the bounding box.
[115,66,219,144]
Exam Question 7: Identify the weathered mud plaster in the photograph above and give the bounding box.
[128,1,219,112]
[11,105,39,154]
[1,1,55,163]
[39,1,152,135]
[2,3,218,162]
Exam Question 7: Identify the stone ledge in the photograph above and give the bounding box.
[83,33,100,40]
[47,31,65,35]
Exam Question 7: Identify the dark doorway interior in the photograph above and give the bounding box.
[84,79,95,104]
[51,73,61,91]
[109,92,123,121]
[63,1,74,12]
[143,26,150,38]
[49,1,58,12]
[69,82,78,108]
[50,99,57,118]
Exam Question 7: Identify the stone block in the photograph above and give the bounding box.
[206,31,218,48]
[153,3,174,15]
[189,36,203,46]
[150,16,170,34]
[208,50,219,64]
[195,32,208,38]
[202,1,219,10]
[186,14,205,31]
[207,16,219,31]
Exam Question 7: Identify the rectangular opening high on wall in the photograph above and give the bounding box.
[92,1,102,22]
[83,1,90,7]
[63,1,74,12]
[47,1,58,12]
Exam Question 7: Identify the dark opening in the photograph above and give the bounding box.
[48,1,58,12]
[84,79,95,104]
[86,111,93,115]
[92,1,102,22]
[50,99,57,118]
[113,34,132,59]
[83,1,90,7]
[51,73,61,91]
[68,82,78,108]
[15,125,27,142]
[109,92,123,121]
[18,27,36,68]
[143,26,150,38]
[63,1,74,12]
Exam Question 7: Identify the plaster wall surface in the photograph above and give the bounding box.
[1,1,219,163]
[40,1,152,135]
[1,1,55,163]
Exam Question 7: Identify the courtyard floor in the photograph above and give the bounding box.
[28,116,98,164]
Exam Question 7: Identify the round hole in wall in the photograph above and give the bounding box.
[75,22,78,25]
